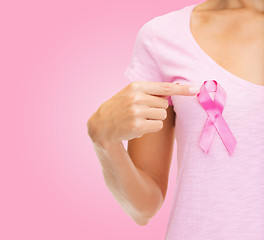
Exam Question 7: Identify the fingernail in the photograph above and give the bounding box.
[188,86,200,94]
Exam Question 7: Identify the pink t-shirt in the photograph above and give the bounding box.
[124,3,264,240]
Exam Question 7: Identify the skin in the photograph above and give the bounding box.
[191,0,264,86]
[88,82,197,226]
[87,0,263,226]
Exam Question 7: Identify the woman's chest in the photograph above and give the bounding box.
[190,10,264,86]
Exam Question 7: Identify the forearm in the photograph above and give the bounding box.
[88,118,163,225]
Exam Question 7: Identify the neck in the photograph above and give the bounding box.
[202,0,264,13]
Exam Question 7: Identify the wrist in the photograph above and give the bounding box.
[88,111,122,149]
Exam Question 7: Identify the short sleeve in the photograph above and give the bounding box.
[124,22,173,106]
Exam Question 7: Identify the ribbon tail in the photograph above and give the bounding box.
[214,114,237,156]
[199,117,217,154]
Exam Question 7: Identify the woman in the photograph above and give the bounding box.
[88,0,264,239]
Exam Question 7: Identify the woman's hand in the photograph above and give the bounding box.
[87,81,199,145]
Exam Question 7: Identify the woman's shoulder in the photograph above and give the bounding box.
[143,5,193,36]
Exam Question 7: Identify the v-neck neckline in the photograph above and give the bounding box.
[184,3,264,94]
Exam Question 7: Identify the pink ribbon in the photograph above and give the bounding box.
[197,80,237,156]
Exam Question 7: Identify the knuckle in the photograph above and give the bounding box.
[164,99,169,108]
[131,119,141,133]
[131,94,142,104]
[156,120,163,130]
[130,105,140,117]
[161,109,167,120]
[129,81,141,91]
[162,82,173,92]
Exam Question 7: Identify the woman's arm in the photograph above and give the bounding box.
[87,105,175,226]
[87,81,197,225]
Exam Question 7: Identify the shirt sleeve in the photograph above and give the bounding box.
[124,21,173,106]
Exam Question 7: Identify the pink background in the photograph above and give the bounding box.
[2,0,203,239]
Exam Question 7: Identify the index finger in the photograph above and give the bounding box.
[139,81,200,96]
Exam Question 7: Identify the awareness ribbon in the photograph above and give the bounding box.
[196,80,237,156]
